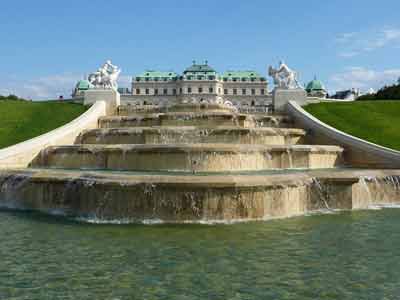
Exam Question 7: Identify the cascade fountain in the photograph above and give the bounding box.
[1,99,400,223]
[1,62,400,223]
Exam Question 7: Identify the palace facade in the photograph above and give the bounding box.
[122,61,271,107]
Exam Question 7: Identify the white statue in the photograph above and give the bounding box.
[88,60,121,90]
[268,61,302,90]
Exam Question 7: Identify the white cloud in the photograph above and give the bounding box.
[329,67,400,92]
[0,74,132,100]
[335,27,400,58]
[0,73,82,100]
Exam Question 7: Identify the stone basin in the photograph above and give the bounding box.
[117,103,237,115]
[76,126,306,145]
[1,168,400,222]
[31,144,344,172]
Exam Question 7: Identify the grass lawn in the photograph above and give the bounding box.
[0,100,87,149]
[304,101,400,151]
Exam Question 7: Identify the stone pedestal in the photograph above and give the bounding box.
[273,88,307,112]
[84,89,120,115]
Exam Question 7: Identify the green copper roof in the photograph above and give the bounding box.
[183,61,217,74]
[137,71,178,79]
[306,78,326,91]
[133,63,268,82]
[222,71,262,78]
[221,70,266,81]
[76,80,92,90]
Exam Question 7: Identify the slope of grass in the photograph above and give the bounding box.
[0,100,87,149]
[304,101,400,151]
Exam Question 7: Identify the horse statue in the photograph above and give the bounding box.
[88,60,121,90]
[268,61,302,90]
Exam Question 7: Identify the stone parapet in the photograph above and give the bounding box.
[84,89,120,115]
[273,88,307,112]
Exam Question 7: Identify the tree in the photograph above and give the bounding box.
[357,82,400,101]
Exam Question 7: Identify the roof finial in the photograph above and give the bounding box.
[192,60,196,65]
[205,60,208,65]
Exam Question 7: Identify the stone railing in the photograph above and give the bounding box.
[0,101,107,169]
[287,100,400,168]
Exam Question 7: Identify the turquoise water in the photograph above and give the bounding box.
[1,209,400,299]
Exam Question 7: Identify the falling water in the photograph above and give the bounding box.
[0,174,31,209]
[285,149,293,169]
[311,178,331,210]
[359,176,374,206]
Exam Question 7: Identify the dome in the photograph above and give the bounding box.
[76,80,93,91]
[306,77,326,92]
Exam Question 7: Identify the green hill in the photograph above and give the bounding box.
[0,99,87,149]
[304,101,400,151]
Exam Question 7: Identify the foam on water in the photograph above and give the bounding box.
[367,203,400,210]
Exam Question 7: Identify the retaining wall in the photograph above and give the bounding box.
[287,100,400,168]
[0,101,106,169]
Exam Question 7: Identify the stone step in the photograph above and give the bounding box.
[1,168,400,222]
[117,103,237,115]
[99,112,256,128]
[76,126,306,145]
[99,112,293,129]
[31,144,344,172]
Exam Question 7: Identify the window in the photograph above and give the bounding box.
[218,88,221,94]
[145,89,149,95]
[179,88,183,94]
[224,89,228,95]
[163,89,168,95]
[209,87,214,93]
[223,77,228,82]
[197,76,204,80]
[233,78,237,82]
[173,89,177,95]
[154,89,158,95]
[136,89,140,95]
[261,89,265,95]
[208,76,215,80]
[145,78,150,82]
[188,87,192,93]
[198,87,203,93]
[242,89,246,95]
[233,89,237,95]
[251,89,256,95]
[154,77,159,81]
[136,77,141,82]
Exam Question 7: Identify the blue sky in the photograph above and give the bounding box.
[1,0,400,99]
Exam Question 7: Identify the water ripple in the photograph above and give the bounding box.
[1,209,400,299]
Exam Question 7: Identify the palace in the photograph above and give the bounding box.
[120,61,271,108]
